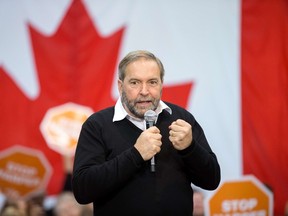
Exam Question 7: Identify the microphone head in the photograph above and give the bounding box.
[144,110,157,123]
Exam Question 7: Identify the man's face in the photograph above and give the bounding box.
[118,58,163,119]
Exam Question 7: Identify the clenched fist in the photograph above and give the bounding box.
[134,126,162,161]
[169,119,192,150]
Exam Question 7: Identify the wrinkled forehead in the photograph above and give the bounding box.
[124,59,161,79]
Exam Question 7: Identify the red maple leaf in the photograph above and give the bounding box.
[0,0,193,195]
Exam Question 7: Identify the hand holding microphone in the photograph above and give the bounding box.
[135,127,161,159]
[134,110,161,172]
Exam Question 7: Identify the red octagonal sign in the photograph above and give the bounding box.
[0,145,52,200]
[205,175,273,216]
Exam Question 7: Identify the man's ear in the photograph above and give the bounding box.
[117,79,123,94]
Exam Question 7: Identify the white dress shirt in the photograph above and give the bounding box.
[113,98,172,130]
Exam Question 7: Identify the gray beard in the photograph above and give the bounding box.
[121,91,159,119]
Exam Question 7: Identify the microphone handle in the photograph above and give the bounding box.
[151,156,156,172]
[146,121,156,172]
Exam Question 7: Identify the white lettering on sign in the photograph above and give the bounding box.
[7,161,37,175]
[222,199,258,212]
[0,161,40,187]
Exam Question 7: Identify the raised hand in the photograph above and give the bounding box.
[134,126,162,161]
[169,119,192,150]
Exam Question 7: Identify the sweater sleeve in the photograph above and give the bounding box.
[72,114,144,204]
[176,113,221,190]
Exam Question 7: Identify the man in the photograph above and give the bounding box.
[72,50,221,216]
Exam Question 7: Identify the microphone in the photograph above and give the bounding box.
[144,110,158,172]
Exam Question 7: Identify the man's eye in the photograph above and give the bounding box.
[130,81,140,87]
[149,80,158,86]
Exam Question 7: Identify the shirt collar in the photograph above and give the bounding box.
[113,98,172,122]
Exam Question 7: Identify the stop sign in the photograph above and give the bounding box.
[0,145,52,200]
[40,102,93,156]
[205,175,273,216]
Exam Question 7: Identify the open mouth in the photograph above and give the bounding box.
[137,100,152,106]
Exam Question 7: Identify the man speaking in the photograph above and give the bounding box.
[72,50,221,216]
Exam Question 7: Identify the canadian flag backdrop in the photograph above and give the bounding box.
[0,0,287,214]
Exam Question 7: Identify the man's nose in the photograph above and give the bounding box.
[140,83,149,95]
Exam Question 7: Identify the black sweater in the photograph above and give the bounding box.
[72,102,220,216]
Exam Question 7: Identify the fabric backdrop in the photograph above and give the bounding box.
[0,0,287,214]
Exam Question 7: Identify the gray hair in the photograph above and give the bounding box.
[118,50,165,82]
